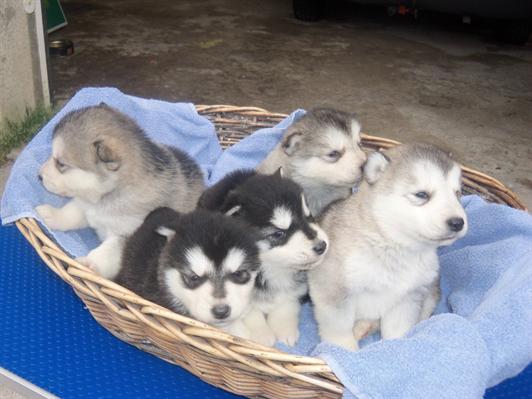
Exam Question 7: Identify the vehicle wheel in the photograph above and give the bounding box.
[293,0,322,22]
[497,20,530,45]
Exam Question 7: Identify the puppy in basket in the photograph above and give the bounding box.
[115,207,261,338]
[35,104,204,279]
[309,143,468,350]
[198,169,329,346]
[257,108,367,217]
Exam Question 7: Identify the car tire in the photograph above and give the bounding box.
[293,0,322,22]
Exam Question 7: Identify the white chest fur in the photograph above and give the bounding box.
[78,198,145,240]
[344,244,439,319]
[254,263,306,313]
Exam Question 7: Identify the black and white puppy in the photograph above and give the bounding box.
[115,207,260,338]
[198,169,329,346]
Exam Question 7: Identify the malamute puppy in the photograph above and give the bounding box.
[115,207,261,338]
[257,108,367,217]
[309,143,468,350]
[199,169,329,346]
[35,104,204,279]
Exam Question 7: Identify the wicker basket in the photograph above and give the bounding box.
[15,106,527,398]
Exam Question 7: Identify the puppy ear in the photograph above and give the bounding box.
[145,207,180,240]
[225,205,242,216]
[94,140,121,171]
[220,192,243,217]
[350,118,361,138]
[273,167,284,178]
[301,193,311,218]
[155,226,176,240]
[364,151,389,184]
[281,131,303,156]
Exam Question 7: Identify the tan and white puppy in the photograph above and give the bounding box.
[257,108,367,217]
[309,143,468,350]
[35,104,204,279]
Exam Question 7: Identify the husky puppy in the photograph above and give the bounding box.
[199,169,329,346]
[309,143,468,350]
[35,104,204,279]
[115,207,260,338]
[257,108,367,217]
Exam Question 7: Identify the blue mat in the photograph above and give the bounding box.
[0,224,530,398]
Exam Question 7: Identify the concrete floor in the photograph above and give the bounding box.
[47,0,532,207]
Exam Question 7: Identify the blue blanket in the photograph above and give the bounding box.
[2,89,531,398]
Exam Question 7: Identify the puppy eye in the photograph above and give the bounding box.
[229,270,250,284]
[269,230,286,240]
[54,158,68,172]
[326,150,341,161]
[414,191,430,200]
[182,272,204,288]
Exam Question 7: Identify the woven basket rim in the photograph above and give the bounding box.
[14,104,527,398]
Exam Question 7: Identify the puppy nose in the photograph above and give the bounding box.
[313,240,327,255]
[211,305,231,320]
[38,174,43,182]
[447,217,464,232]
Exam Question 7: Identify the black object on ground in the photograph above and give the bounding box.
[49,39,74,57]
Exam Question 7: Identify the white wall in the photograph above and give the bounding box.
[0,0,50,122]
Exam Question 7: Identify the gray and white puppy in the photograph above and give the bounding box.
[309,143,468,350]
[257,108,367,217]
[35,104,204,279]
[116,207,260,338]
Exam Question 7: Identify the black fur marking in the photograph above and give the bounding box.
[115,207,260,316]
[200,170,319,247]
[198,169,256,209]
[254,271,268,291]
[201,170,323,268]
[168,147,204,182]
[200,170,321,246]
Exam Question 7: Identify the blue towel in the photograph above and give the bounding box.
[2,90,531,398]
[0,87,223,257]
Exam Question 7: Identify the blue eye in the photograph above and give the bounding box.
[269,230,286,240]
[414,191,430,200]
[327,150,341,161]
[182,272,204,289]
[230,270,250,284]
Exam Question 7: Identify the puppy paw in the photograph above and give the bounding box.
[353,319,379,341]
[269,318,300,347]
[224,320,251,340]
[322,333,359,351]
[276,327,299,347]
[250,328,276,347]
[35,204,62,230]
[75,256,97,271]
